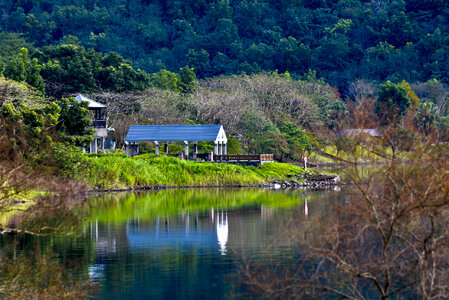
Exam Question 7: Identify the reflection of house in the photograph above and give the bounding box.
[126,215,218,251]
[75,94,108,153]
[336,129,381,137]
[216,212,228,255]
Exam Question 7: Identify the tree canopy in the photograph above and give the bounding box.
[0,0,448,93]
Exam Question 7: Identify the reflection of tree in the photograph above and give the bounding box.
[0,201,98,298]
[239,145,449,298]
[0,232,97,298]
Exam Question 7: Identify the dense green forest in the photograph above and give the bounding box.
[1,0,449,164]
[0,0,449,94]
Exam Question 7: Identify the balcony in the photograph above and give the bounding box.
[92,119,107,128]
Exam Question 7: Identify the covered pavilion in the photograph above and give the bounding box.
[124,125,228,157]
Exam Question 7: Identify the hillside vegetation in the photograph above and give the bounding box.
[92,73,346,161]
[0,0,448,93]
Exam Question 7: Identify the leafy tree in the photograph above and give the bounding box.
[3,48,44,93]
[0,32,34,59]
[226,137,241,154]
[326,100,349,130]
[187,49,211,77]
[56,97,94,147]
[280,123,313,160]
[36,44,151,95]
[179,66,196,93]
[150,67,196,93]
[0,78,58,163]
[0,0,449,92]
[375,81,411,125]
[398,80,420,107]
[151,69,181,91]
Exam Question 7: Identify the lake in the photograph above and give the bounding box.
[0,187,342,299]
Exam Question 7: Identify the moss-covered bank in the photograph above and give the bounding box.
[82,154,310,190]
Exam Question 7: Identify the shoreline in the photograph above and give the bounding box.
[87,173,343,193]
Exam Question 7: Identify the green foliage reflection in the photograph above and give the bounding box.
[82,189,304,224]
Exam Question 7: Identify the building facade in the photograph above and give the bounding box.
[75,94,108,154]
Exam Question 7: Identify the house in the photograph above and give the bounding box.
[335,129,381,138]
[124,124,228,157]
[75,94,108,153]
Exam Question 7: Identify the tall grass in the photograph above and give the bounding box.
[83,154,309,189]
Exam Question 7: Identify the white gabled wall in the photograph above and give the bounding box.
[215,126,228,143]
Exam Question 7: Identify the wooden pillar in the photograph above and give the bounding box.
[223,142,227,155]
[125,142,129,155]
[164,143,168,155]
[136,143,139,156]
[155,141,159,155]
[184,141,189,158]
[214,142,218,155]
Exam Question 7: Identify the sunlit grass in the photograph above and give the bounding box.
[317,145,390,163]
[83,154,309,189]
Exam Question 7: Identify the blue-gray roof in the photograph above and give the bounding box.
[125,125,225,142]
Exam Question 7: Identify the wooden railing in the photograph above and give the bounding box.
[214,154,274,162]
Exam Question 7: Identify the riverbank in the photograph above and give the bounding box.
[82,154,314,190]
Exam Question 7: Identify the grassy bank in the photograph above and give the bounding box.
[82,154,310,190]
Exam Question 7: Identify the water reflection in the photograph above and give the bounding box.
[304,198,308,216]
[216,211,228,255]
[0,188,340,299]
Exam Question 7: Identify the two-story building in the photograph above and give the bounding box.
[75,94,108,153]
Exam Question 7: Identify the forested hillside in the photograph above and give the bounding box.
[1,0,449,162]
[1,0,448,93]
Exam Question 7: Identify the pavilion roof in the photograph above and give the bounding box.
[125,125,227,143]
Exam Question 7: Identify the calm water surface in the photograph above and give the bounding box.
[1,188,343,299]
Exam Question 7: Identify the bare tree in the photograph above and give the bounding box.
[238,111,449,299]
[411,81,449,116]
[198,74,323,129]
[92,90,192,148]
[348,79,377,107]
